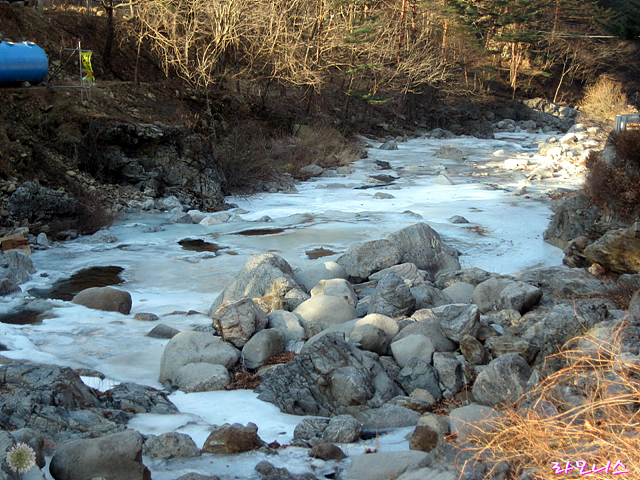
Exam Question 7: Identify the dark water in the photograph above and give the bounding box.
[234,228,286,236]
[306,247,337,259]
[28,266,124,301]
[0,299,56,325]
[178,239,227,253]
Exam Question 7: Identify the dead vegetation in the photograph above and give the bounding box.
[462,321,640,479]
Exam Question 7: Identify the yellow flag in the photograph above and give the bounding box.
[81,51,95,84]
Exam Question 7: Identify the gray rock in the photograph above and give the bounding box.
[411,284,453,310]
[352,403,422,428]
[146,324,180,339]
[294,261,348,293]
[170,212,194,224]
[299,165,325,176]
[177,474,220,480]
[442,282,475,304]
[515,265,605,297]
[71,287,132,315]
[397,358,442,398]
[584,225,640,274]
[354,314,399,341]
[485,335,538,363]
[293,294,357,330]
[345,451,428,480]
[310,278,357,306]
[201,423,265,454]
[384,223,461,279]
[322,415,362,443]
[368,273,416,318]
[432,352,464,395]
[391,334,435,368]
[310,443,347,460]
[175,363,230,392]
[292,418,330,447]
[88,230,118,243]
[101,382,177,414]
[49,430,150,480]
[524,303,611,367]
[209,253,305,314]
[254,460,316,480]
[395,314,457,352]
[472,354,533,407]
[448,404,502,440]
[158,331,240,387]
[255,332,401,416]
[1,250,36,284]
[369,263,424,285]
[459,333,490,366]
[143,432,201,459]
[434,145,464,160]
[409,425,442,453]
[543,193,601,250]
[7,182,79,223]
[336,239,403,282]
[212,297,269,348]
[267,310,306,344]
[449,215,469,224]
[417,412,450,436]
[0,278,20,295]
[435,268,494,288]
[430,304,480,342]
[134,312,159,322]
[36,232,49,248]
[379,140,399,150]
[397,468,457,480]
[472,278,542,314]
[373,192,395,199]
[350,323,389,355]
[241,329,286,369]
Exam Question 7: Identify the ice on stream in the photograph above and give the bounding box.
[0,132,581,479]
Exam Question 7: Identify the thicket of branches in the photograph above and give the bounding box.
[123,0,637,106]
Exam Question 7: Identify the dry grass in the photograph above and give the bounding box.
[585,130,640,222]
[216,122,360,193]
[461,321,640,479]
[577,76,634,124]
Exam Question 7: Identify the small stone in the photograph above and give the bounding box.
[134,312,159,322]
[310,443,347,460]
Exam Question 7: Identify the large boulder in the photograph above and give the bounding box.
[472,354,533,407]
[208,254,306,314]
[418,304,480,343]
[158,331,240,388]
[397,358,442,398]
[584,225,640,274]
[267,310,306,344]
[515,266,606,297]
[174,363,230,392]
[49,430,150,480]
[71,287,132,314]
[472,278,542,314]
[211,297,269,348]
[367,273,416,318]
[255,332,401,416]
[336,239,403,282]
[293,294,357,330]
[391,334,435,368]
[543,192,601,250]
[384,223,461,278]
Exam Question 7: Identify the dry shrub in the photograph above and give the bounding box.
[212,122,276,194]
[578,76,633,124]
[585,131,640,222]
[270,125,360,178]
[462,322,640,479]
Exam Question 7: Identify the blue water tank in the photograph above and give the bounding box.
[0,41,49,85]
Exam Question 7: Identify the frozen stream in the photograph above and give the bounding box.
[0,132,581,479]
